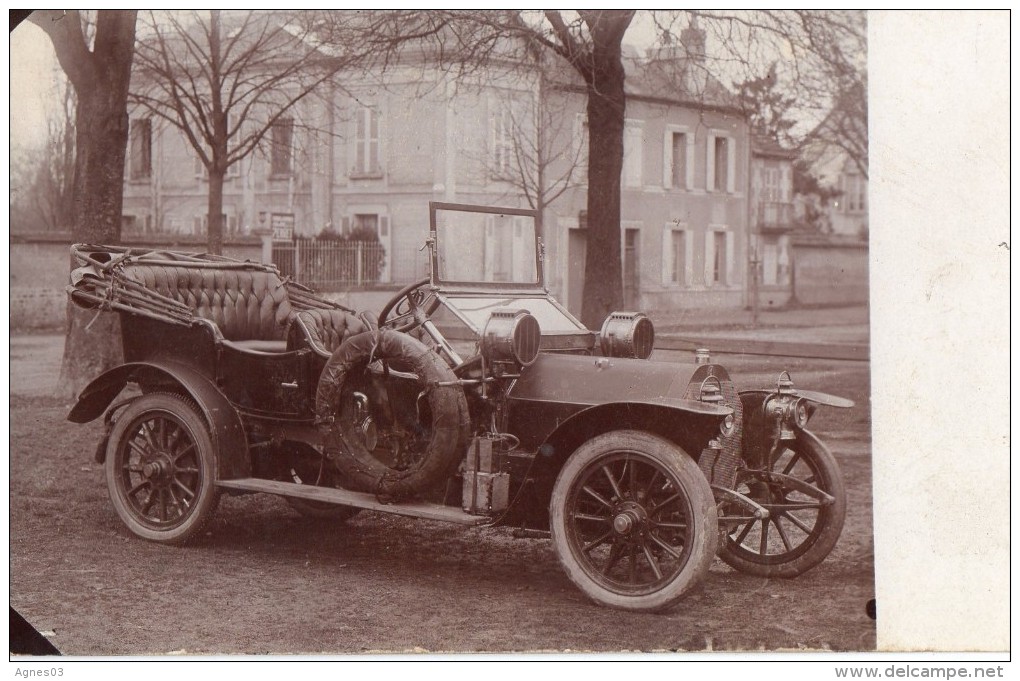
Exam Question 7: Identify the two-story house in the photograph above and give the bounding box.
[749,135,797,307]
[543,26,751,318]
[122,18,754,318]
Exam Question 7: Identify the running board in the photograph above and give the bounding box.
[216,478,490,526]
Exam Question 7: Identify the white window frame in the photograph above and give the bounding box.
[661,222,693,287]
[129,117,152,180]
[622,119,644,189]
[706,131,736,193]
[704,224,736,287]
[489,103,514,180]
[269,117,293,177]
[353,105,382,176]
[662,125,694,190]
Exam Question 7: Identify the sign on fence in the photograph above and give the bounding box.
[271,213,295,240]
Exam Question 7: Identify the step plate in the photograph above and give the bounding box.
[216,478,490,526]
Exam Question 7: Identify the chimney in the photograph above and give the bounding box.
[680,16,706,63]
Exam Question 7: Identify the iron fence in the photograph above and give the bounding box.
[272,240,386,290]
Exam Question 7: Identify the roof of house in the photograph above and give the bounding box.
[752,135,798,160]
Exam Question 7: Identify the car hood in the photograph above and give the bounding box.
[508,352,728,406]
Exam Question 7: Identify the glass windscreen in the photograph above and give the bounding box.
[435,208,539,286]
[441,296,586,334]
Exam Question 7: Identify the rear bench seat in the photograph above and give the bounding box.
[121,263,370,356]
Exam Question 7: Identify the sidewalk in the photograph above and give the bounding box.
[655,304,870,360]
[10,303,870,400]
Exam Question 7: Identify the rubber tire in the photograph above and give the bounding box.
[550,430,718,612]
[316,329,468,500]
[105,393,220,545]
[718,431,846,578]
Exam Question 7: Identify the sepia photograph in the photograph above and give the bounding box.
[6,9,1008,665]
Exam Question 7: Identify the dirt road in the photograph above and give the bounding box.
[10,348,874,655]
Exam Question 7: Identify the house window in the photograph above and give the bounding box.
[354,107,381,175]
[670,132,687,188]
[491,106,514,178]
[712,231,725,284]
[843,173,867,213]
[129,117,152,180]
[623,120,643,188]
[671,231,686,284]
[271,117,294,176]
[763,167,780,202]
[352,213,378,236]
[661,224,692,287]
[704,228,734,287]
[714,138,729,191]
[707,133,736,193]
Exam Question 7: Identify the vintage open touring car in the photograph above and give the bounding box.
[66,202,853,612]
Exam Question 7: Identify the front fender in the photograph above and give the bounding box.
[67,361,249,480]
[740,388,854,410]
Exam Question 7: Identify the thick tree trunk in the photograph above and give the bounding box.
[31,10,137,397]
[579,48,627,329]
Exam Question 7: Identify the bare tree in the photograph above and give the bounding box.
[654,10,867,176]
[471,68,586,240]
[304,11,869,325]
[321,10,636,328]
[11,77,77,232]
[130,10,363,254]
[29,9,137,395]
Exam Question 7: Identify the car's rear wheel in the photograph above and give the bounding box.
[106,393,220,544]
[718,431,846,577]
[550,430,718,612]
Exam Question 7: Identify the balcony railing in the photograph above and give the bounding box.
[756,201,795,230]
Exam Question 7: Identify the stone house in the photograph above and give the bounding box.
[121,19,752,316]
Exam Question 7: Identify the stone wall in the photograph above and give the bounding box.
[791,235,869,306]
[10,235,263,331]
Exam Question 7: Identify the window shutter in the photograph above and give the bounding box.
[725,230,736,285]
[341,216,350,235]
[662,132,672,188]
[726,138,736,193]
[685,134,695,190]
[706,135,716,192]
[661,226,672,285]
[704,230,714,285]
[684,231,694,287]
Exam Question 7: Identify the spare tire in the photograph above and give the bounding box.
[315,329,469,500]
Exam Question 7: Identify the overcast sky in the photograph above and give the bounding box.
[10,21,57,150]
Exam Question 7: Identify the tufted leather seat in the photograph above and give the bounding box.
[122,264,293,342]
[287,308,374,357]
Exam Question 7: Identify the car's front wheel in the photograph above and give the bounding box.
[718,430,846,577]
[550,430,718,612]
[105,393,220,544]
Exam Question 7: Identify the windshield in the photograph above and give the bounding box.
[433,204,540,287]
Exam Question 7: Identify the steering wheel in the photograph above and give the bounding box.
[378,278,440,333]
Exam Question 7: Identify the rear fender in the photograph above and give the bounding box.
[68,361,249,479]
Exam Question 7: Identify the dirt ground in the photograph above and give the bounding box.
[9,346,875,655]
